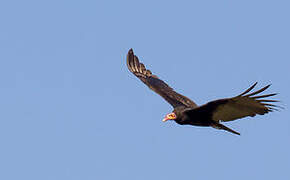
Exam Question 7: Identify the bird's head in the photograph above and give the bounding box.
[162,112,177,122]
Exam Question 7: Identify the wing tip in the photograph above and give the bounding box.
[237,82,258,97]
[126,48,152,78]
[126,48,135,72]
[128,48,134,54]
[238,82,275,98]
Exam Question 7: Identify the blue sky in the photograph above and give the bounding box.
[0,0,289,179]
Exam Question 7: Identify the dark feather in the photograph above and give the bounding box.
[237,82,257,97]
[185,82,280,123]
[213,83,280,122]
[245,84,271,97]
[127,49,197,108]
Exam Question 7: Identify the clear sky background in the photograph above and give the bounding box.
[0,0,289,179]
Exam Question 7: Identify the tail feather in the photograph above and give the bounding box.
[211,123,240,135]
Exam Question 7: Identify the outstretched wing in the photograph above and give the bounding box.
[188,82,280,122]
[126,49,197,108]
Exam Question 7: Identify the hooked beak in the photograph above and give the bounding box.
[162,113,176,122]
[162,117,170,122]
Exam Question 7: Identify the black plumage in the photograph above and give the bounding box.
[126,49,280,135]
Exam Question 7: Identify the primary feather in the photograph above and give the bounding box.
[207,83,278,122]
[127,48,197,108]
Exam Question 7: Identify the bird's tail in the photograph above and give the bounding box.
[211,122,240,136]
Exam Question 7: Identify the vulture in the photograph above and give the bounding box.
[126,49,280,135]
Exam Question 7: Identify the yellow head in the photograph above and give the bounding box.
[162,112,177,122]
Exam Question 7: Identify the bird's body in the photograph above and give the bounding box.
[126,49,280,135]
[172,106,212,126]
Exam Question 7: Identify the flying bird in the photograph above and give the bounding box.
[126,49,280,135]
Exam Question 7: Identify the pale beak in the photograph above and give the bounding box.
[162,117,170,122]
